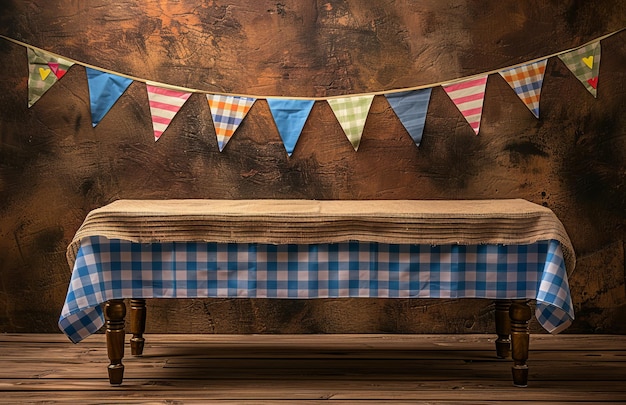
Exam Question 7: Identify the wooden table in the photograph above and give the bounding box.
[60,199,575,387]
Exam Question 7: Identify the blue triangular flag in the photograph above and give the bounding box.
[266,98,315,156]
[86,67,133,127]
[385,88,432,146]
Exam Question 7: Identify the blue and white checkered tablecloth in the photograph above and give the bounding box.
[59,236,574,343]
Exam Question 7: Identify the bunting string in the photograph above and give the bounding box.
[0,28,624,154]
[1,29,622,99]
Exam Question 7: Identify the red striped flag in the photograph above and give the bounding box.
[146,82,192,141]
[442,76,488,135]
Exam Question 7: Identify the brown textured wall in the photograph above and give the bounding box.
[0,0,625,334]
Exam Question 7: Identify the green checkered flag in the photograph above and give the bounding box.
[327,95,375,151]
[558,41,601,98]
[27,48,74,107]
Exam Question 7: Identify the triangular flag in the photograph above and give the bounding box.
[498,59,548,118]
[327,95,374,151]
[266,99,315,156]
[442,76,488,135]
[146,82,192,141]
[384,89,432,146]
[558,41,601,97]
[27,48,74,107]
[206,94,256,151]
[85,67,133,127]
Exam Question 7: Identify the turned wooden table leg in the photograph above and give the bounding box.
[510,301,532,387]
[494,300,512,359]
[130,298,146,356]
[104,299,126,385]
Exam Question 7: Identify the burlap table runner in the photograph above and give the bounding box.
[67,199,575,272]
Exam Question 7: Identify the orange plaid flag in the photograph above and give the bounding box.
[498,60,548,118]
[206,94,256,151]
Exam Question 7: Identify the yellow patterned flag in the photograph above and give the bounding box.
[558,42,601,98]
[27,48,74,107]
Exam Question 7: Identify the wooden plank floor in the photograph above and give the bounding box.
[0,333,625,404]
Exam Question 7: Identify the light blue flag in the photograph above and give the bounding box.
[86,67,133,127]
[385,88,432,146]
[266,98,315,156]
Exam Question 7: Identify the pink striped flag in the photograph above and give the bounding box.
[442,76,488,135]
[146,82,192,141]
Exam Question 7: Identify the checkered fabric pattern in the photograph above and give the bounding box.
[558,42,601,97]
[327,95,375,150]
[499,60,548,118]
[59,236,574,343]
[27,48,74,107]
[206,94,256,151]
